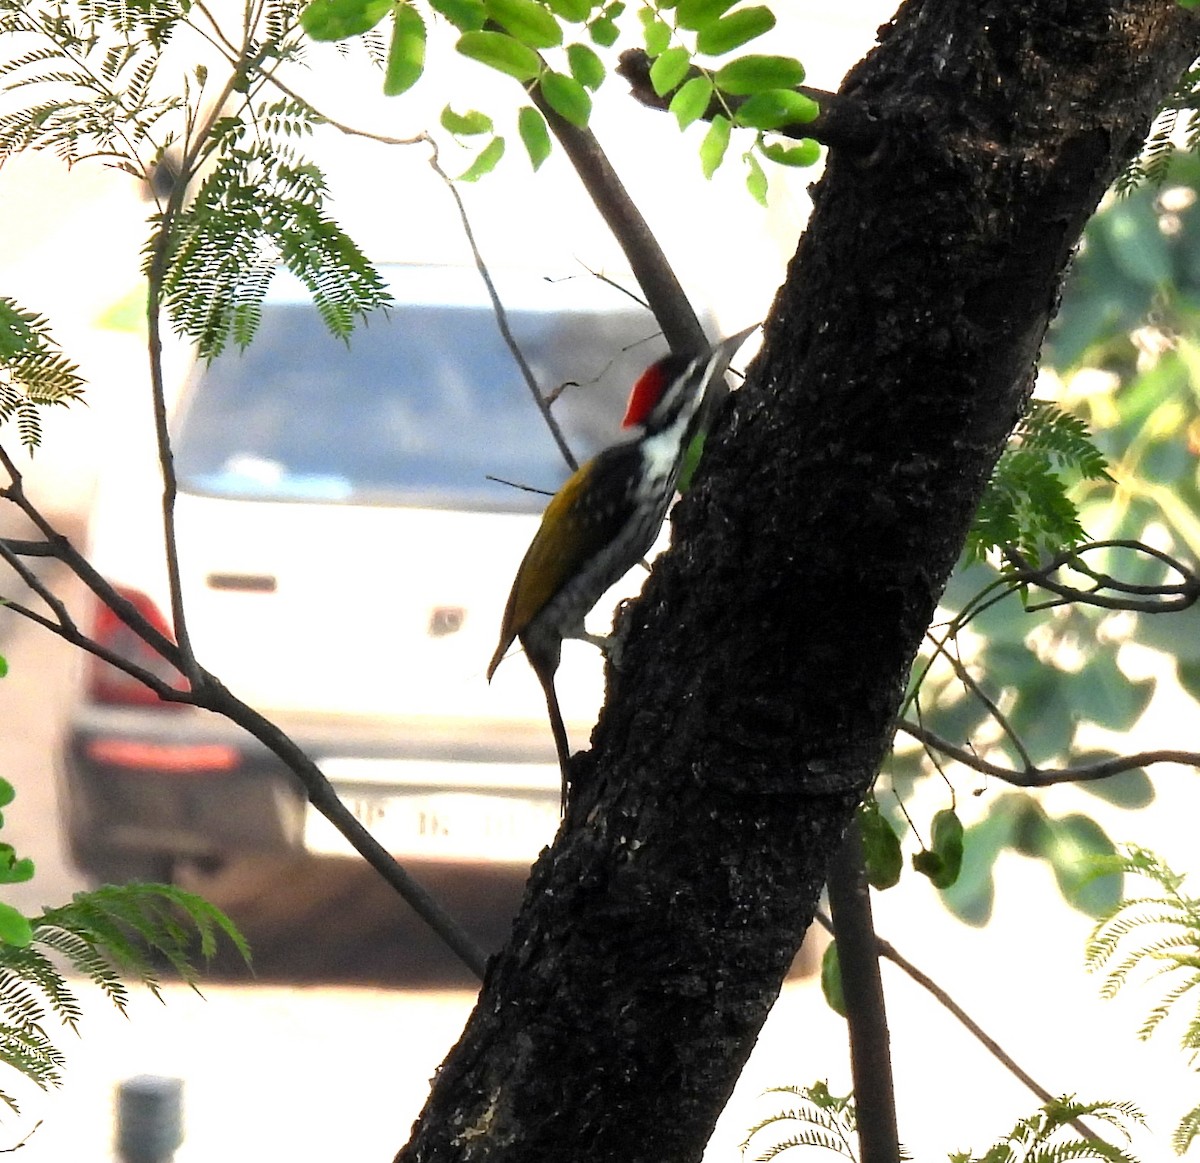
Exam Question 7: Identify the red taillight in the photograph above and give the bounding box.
[83,739,238,772]
[87,587,190,708]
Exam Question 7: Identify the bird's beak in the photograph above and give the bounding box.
[707,323,760,381]
[719,323,760,359]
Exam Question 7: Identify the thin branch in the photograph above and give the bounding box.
[898,719,1200,787]
[615,49,883,155]
[1006,542,1200,615]
[0,479,490,976]
[0,589,189,702]
[256,74,584,474]
[256,68,428,147]
[0,531,490,976]
[0,538,59,558]
[192,677,491,979]
[0,536,75,628]
[426,141,580,474]
[486,475,555,497]
[0,444,181,663]
[140,43,260,690]
[814,911,1106,1145]
[924,628,1035,772]
[529,88,708,356]
[826,823,900,1163]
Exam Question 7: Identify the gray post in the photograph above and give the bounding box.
[115,1076,184,1163]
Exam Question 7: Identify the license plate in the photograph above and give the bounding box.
[304,759,560,863]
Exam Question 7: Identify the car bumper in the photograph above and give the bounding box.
[60,703,564,875]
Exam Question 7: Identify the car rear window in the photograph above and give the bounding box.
[173,295,664,511]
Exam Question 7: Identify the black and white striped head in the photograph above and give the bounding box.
[620,326,759,436]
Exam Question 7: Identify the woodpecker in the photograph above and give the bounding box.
[487,325,758,809]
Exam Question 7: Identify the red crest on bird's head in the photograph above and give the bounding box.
[622,353,689,429]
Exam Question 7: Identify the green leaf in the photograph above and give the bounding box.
[939,797,1021,926]
[441,105,494,134]
[0,905,32,948]
[484,0,563,46]
[733,88,819,130]
[912,847,945,884]
[3,859,33,886]
[1046,813,1121,917]
[670,75,713,130]
[714,53,804,94]
[760,136,820,167]
[384,4,426,95]
[0,655,6,678]
[456,30,541,79]
[545,0,592,19]
[675,0,736,31]
[1101,196,1173,287]
[517,105,552,169]
[638,9,671,54]
[96,286,148,334]
[0,779,13,808]
[0,303,34,360]
[695,6,774,56]
[299,0,391,39]
[566,42,605,89]
[1178,658,1200,704]
[744,153,767,204]
[928,808,964,889]
[699,113,731,178]
[458,135,506,180]
[588,14,619,44]
[540,69,592,128]
[820,941,846,1017]
[428,0,487,30]
[859,800,902,890]
[649,46,691,96]
[1074,651,1154,733]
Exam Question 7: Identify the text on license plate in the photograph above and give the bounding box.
[304,790,559,864]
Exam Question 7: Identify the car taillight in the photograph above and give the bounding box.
[87,587,190,708]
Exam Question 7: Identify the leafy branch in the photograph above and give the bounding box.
[1087,846,1200,1155]
[0,300,85,450]
[741,1087,1140,1163]
[614,47,880,154]
[0,882,247,1114]
[968,401,1116,565]
[895,538,1200,793]
[298,0,826,208]
[0,770,247,1112]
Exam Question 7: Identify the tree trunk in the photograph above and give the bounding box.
[395,2,1200,1160]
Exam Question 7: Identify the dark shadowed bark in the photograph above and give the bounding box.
[395,3,1200,1160]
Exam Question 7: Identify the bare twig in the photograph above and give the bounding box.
[426,142,580,474]
[814,911,1106,1144]
[1007,541,1200,614]
[898,719,1200,787]
[530,90,708,356]
[0,507,490,976]
[485,475,555,497]
[924,628,1035,772]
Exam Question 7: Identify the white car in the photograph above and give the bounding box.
[59,264,670,883]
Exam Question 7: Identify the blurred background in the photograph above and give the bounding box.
[5,1,1200,1161]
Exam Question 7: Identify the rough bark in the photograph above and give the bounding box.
[395,2,1200,1160]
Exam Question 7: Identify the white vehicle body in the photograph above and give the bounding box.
[60,264,674,880]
